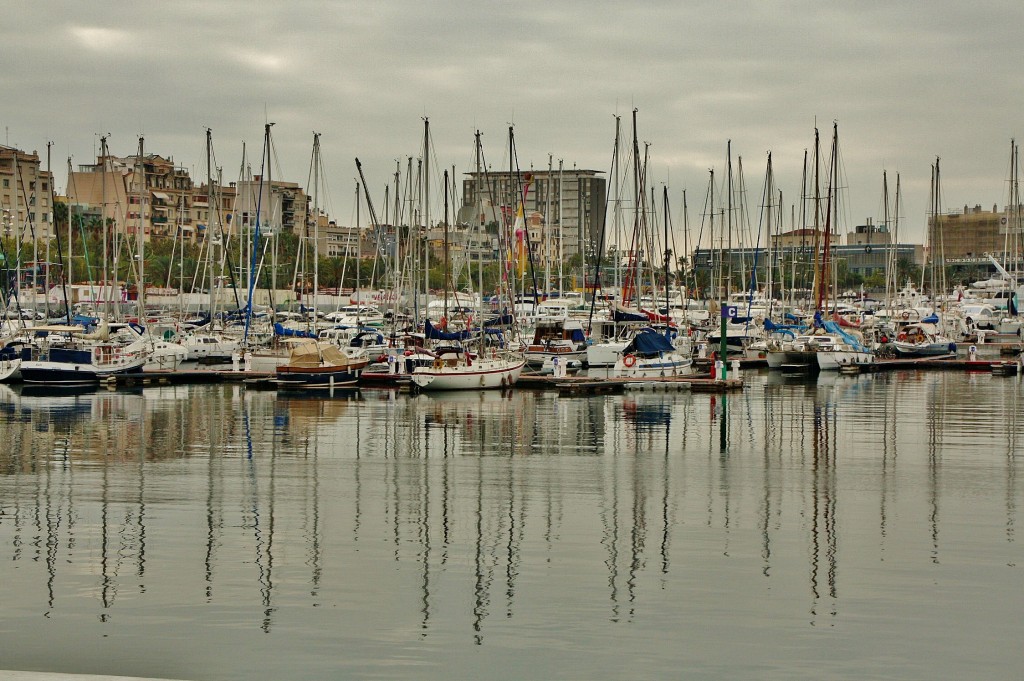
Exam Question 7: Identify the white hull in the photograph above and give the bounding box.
[766,349,816,369]
[0,357,22,383]
[816,349,876,371]
[20,354,147,385]
[611,354,694,378]
[586,340,629,368]
[183,337,241,362]
[143,341,188,371]
[524,346,588,368]
[411,356,526,390]
[893,341,956,357]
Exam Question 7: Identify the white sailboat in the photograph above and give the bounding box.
[411,346,527,390]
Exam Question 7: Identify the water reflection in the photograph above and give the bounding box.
[0,372,1022,678]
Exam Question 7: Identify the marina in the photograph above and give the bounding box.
[6,0,1024,678]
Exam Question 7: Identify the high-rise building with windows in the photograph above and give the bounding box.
[0,145,55,241]
[460,168,606,263]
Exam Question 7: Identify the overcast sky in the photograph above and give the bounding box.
[4,1,1023,247]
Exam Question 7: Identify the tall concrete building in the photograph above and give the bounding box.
[460,168,606,264]
[233,177,309,239]
[0,145,55,241]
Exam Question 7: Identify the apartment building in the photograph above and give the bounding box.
[461,168,606,263]
[0,145,55,241]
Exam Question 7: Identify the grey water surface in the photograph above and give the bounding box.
[0,370,1020,680]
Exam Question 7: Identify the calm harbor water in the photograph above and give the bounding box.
[0,370,1021,680]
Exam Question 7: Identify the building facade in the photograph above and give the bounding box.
[928,203,1023,267]
[0,145,55,241]
[68,152,312,247]
[460,168,606,264]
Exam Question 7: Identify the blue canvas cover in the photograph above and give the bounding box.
[274,323,316,338]
[625,329,675,356]
[424,319,472,341]
[612,306,649,323]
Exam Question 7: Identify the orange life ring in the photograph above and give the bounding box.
[623,354,637,367]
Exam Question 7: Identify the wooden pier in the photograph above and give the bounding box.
[103,369,274,388]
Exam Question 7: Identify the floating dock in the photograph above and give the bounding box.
[103,369,274,388]
[518,373,744,395]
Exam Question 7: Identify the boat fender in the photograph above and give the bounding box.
[623,354,637,367]
[948,342,957,353]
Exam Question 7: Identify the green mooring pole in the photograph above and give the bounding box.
[719,303,729,381]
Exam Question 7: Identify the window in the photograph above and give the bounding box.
[2,179,7,188]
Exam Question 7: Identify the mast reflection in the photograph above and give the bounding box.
[1,373,1021,643]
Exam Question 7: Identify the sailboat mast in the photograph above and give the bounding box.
[66,157,74,297]
[544,154,552,294]
[267,123,276,317]
[709,169,718,301]
[681,188,691,325]
[558,158,564,294]
[611,116,621,298]
[810,128,822,310]
[422,118,430,308]
[443,169,449,317]
[817,123,838,314]
[663,186,670,320]
[627,108,641,307]
[311,132,321,327]
[137,136,146,320]
[44,142,52,319]
[206,128,215,320]
[764,152,775,316]
[474,132,483,318]
[726,140,733,297]
[100,135,110,319]
[882,171,892,313]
